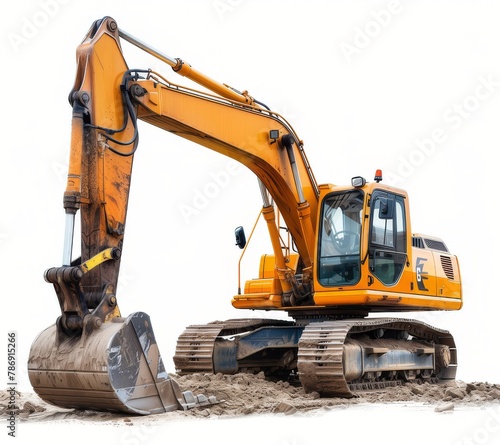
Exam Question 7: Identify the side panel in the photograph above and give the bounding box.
[432,252,462,301]
[410,248,438,297]
[312,247,461,311]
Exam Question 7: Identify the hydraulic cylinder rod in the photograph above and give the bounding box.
[118,29,253,105]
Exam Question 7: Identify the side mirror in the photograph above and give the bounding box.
[234,226,246,249]
[379,196,395,219]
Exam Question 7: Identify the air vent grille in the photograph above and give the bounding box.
[424,238,449,252]
[412,237,425,249]
[440,255,454,280]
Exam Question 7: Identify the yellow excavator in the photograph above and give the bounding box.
[28,17,462,415]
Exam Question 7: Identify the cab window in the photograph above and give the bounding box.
[318,190,363,286]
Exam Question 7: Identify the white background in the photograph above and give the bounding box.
[1,1,500,444]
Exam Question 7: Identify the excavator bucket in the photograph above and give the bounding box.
[28,312,212,415]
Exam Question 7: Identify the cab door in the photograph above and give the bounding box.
[368,191,407,287]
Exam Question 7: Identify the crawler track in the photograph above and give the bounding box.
[173,322,225,373]
[297,318,456,397]
[174,317,457,397]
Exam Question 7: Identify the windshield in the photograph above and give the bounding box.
[318,190,363,286]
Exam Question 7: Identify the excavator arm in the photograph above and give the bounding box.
[57,15,322,327]
[64,16,320,311]
[28,16,321,414]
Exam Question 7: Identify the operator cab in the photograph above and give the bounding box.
[317,170,408,289]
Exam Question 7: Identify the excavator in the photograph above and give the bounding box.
[28,17,462,415]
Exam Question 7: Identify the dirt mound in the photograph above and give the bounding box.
[3,374,500,424]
